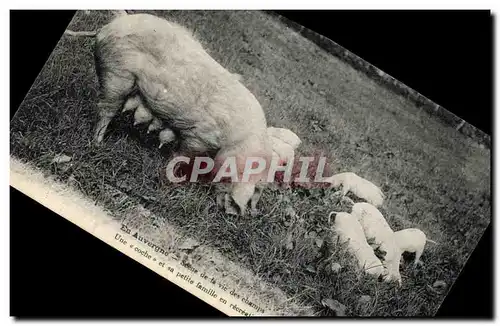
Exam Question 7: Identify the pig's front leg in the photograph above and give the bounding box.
[250,184,265,217]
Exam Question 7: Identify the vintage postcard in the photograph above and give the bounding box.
[10,10,491,316]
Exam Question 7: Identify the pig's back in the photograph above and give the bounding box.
[334,213,368,247]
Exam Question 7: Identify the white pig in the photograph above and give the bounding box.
[92,13,273,215]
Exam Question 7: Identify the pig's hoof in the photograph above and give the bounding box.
[91,139,104,148]
[250,208,260,217]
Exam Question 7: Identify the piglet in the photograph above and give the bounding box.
[351,202,402,285]
[394,228,438,267]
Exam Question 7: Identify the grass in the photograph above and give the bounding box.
[10,10,491,316]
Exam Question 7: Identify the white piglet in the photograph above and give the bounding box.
[267,126,301,166]
[267,127,302,150]
[122,94,141,113]
[328,211,386,278]
[324,172,385,207]
[394,228,437,267]
[351,202,402,285]
[269,135,295,166]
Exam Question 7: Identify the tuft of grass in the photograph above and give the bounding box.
[10,10,490,316]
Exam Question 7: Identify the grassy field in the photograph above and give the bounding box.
[10,10,491,316]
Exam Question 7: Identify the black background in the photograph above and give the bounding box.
[10,10,493,318]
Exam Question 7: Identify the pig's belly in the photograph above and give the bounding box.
[137,85,224,153]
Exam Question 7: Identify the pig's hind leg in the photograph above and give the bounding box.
[93,71,135,146]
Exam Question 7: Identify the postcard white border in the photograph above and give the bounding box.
[3,3,497,324]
